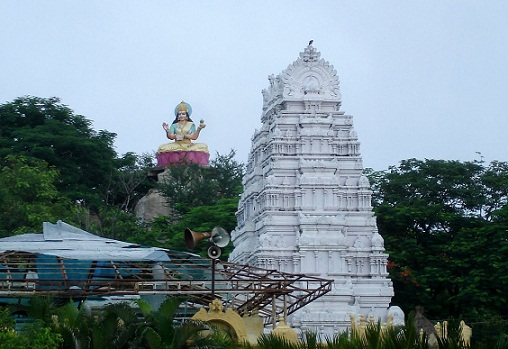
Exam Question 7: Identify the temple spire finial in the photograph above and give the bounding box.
[300,41,320,62]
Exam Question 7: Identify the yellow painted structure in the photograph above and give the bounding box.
[272,316,299,343]
[192,299,252,343]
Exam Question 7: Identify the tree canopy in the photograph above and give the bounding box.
[368,158,508,324]
[157,151,244,212]
[136,151,245,258]
[0,155,72,236]
[0,96,123,209]
[0,96,160,240]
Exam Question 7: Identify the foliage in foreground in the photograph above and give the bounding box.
[243,313,508,349]
[4,296,235,349]
[0,307,62,349]
[4,298,508,349]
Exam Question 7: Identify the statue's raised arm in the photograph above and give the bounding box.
[156,101,209,166]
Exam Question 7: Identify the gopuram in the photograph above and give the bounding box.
[228,43,395,337]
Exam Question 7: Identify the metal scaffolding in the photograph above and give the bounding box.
[0,250,332,324]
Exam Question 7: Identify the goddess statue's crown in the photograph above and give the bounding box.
[174,101,192,116]
[177,101,187,112]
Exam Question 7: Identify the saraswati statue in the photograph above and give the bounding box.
[156,101,210,166]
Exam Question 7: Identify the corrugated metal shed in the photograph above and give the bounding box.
[0,221,332,325]
[0,221,170,261]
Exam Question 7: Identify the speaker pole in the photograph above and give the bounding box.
[211,257,216,299]
[183,227,229,301]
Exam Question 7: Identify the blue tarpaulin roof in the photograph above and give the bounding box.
[0,221,170,262]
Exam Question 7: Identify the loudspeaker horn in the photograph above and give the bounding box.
[207,245,222,259]
[184,228,211,250]
[184,226,230,250]
[210,227,230,248]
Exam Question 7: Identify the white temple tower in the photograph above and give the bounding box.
[228,43,394,336]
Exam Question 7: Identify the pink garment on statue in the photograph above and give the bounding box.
[157,151,210,166]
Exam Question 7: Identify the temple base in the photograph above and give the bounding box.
[156,151,210,166]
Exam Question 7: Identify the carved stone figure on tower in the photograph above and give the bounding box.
[156,101,209,166]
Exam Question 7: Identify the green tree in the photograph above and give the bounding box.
[105,152,156,211]
[0,307,15,332]
[209,150,245,199]
[11,296,236,349]
[0,305,62,349]
[157,162,218,210]
[0,155,72,236]
[0,96,159,239]
[134,297,206,349]
[368,159,508,322]
[157,150,244,213]
[0,323,63,349]
[149,151,244,257]
[15,297,140,349]
[71,204,149,242]
[89,302,142,349]
[144,197,239,258]
[0,96,119,210]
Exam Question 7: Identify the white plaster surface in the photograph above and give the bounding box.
[229,43,394,337]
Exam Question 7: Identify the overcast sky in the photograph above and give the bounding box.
[1,1,507,171]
